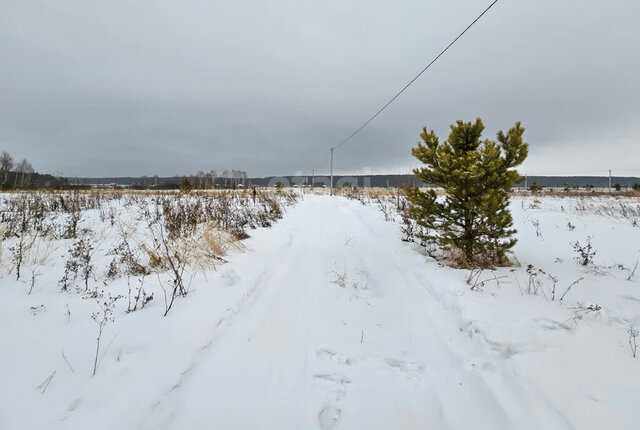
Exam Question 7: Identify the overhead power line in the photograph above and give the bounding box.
[332,0,499,152]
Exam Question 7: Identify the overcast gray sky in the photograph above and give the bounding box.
[2,0,639,177]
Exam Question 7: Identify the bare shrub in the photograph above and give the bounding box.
[565,303,601,326]
[106,222,148,279]
[329,270,349,288]
[191,222,244,270]
[24,236,55,294]
[466,267,508,291]
[62,211,81,239]
[398,201,418,242]
[510,265,562,300]
[126,275,153,313]
[0,189,297,313]
[145,216,189,317]
[572,236,596,266]
[525,265,547,296]
[10,232,36,281]
[372,194,438,256]
[142,196,254,315]
[60,232,95,291]
[376,198,395,222]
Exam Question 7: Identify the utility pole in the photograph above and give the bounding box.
[330,147,334,196]
[311,169,314,188]
[608,170,612,189]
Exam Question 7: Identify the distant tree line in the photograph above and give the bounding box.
[136,169,249,189]
[0,150,69,190]
[1,150,34,189]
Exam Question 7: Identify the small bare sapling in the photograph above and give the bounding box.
[91,292,122,376]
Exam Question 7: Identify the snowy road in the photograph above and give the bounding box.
[145,195,571,430]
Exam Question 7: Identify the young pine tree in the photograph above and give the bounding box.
[406,118,528,266]
[180,177,192,194]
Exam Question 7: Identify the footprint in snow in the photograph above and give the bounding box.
[536,317,573,331]
[316,348,356,366]
[385,357,424,376]
[314,348,354,428]
[67,398,82,412]
[621,295,640,304]
[318,390,346,430]
[220,268,240,287]
[314,373,351,385]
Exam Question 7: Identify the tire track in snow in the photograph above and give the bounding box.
[144,255,292,428]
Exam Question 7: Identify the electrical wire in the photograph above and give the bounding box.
[332,0,499,152]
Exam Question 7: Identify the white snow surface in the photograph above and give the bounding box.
[1,193,639,429]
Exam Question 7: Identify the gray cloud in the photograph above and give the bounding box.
[1,0,639,177]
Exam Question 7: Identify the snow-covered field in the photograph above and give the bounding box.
[1,190,639,429]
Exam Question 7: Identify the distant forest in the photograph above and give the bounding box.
[0,150,68,190]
